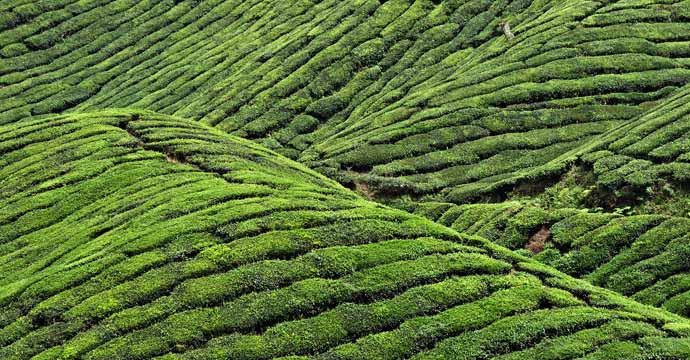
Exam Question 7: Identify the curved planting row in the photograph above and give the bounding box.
[2,0,690,201]
[414,200,690,317]
[0,111,688,359]
[575,82,690,199]
[300,0,690,201]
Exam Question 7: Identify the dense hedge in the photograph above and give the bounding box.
[418,200,690,317]
[1,110,688,359]
[2,0,690,358]
[575,82,690,196]
[2,0,690,202]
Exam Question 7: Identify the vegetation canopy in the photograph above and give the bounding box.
[1,0,690,359]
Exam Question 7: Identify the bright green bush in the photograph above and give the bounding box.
[3,0,690,357]
[1,111,688,360]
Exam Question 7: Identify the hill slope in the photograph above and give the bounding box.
[2,0,690,201]
[1,111,690,359]
[3,1,690,358]
[575,81,690,200]
[414,200,690,312]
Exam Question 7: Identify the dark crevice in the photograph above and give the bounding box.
[525,225,552,255]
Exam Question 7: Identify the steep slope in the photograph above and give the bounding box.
[575,82,690,199]
[413,201,690,316]
[1,110,690,359]
[301,0,690,201]
[402,80,690,316]
[2,0,690,201]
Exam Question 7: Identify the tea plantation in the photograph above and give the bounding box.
[411,201,690,313]
[577,81,690,198]
[2,0,690,359]
[2,0,690,200]
[0,110,689,359]
[403,79,690,319]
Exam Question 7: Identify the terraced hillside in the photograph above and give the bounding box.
[2,0,690,201]
[575,81,690,202]
[401,80,690,312]
[1,111,690,359]
[4,0,690,359]
[412,201,690,316]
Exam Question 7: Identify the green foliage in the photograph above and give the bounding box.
[1,111,688,359]
[3,0,690,358]
[421,199,690,317]
[0,0,687,203]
